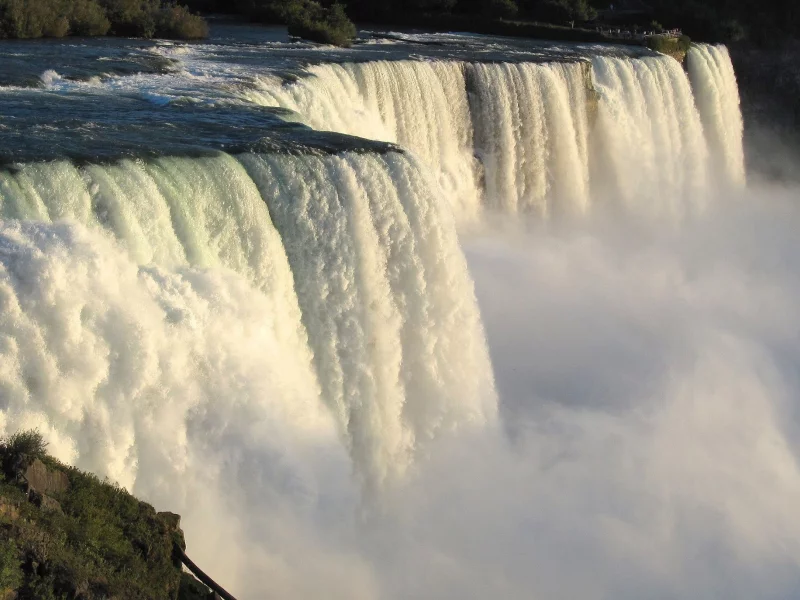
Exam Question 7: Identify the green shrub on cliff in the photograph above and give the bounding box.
[0,429,208,599]
[0,430,48,464]
[646,33,691,56]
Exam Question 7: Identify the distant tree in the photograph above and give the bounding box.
[521,0,595,23]
[284,1,357,46]
[482,0,519,19]
[69,0,112,35]
[99,0,160,36]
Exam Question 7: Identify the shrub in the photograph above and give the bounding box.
[0,0,207,39]
[69,0,111,35]
[482,0,518,19]
[0,538,22,591]
[0,429,48,462]
[0,429,48,481]
[0,0,70,38]
[155,3,208,39]
[286,2,357,47]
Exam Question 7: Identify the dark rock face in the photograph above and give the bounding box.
[22,459,69,496]
[28,490,62,514]
[730,41,800,181]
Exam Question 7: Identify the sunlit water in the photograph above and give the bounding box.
[1,23,795,600]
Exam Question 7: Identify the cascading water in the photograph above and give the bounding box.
[245,47,745,219]
[0,40,747,499]
[0,150,496,494]
[246,61,482,221]
[0,30,756,597]
[687,44,746,187]
[589,55,709,216]
[238,152,495,490]
[467,61,590,215]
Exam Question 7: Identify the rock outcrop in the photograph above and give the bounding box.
[0,438,219,599]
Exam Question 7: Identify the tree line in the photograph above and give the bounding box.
[0,0,208,39]
[188,0,796,46]
[0,0,793,45]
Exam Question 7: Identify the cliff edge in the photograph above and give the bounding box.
[0,431,215,600]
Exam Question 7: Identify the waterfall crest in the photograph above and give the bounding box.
[246,50,745,219]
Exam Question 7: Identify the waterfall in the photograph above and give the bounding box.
[0,150,496,493]
[0,38,761,596]
[245,61,482,221]
[687,44,746,187]
[590,55,709,216]
[246,52,745,219]
[0,41,749,494]
[467,61,590,216]
[0,45,749,493]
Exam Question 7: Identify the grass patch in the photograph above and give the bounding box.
[646,33,692,55]
[0,429,203,599]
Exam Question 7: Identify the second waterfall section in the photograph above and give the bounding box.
[246,45,745,219]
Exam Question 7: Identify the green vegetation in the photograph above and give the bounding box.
[286,1,356,46]
[234,0,356,45]
[0,0,208,40]
[646,32,691,55]
[0,430,211,599]
[0,431,48,467]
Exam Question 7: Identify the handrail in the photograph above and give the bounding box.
[174,544,238,600]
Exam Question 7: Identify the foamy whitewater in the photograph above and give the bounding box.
[3,36,798,599]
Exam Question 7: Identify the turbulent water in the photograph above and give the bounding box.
[1,27,784,599]
[0,150,495,495]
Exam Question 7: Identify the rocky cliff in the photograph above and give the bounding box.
[730,41,800,181]
[0,432,216,600]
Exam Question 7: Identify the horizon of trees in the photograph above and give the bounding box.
[0,0,793,44]
[0,0,209,39]
[188,0,797,45]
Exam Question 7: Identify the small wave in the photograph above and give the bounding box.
[39,69,63,88]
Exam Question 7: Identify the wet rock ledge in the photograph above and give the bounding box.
[0,431,216,600]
